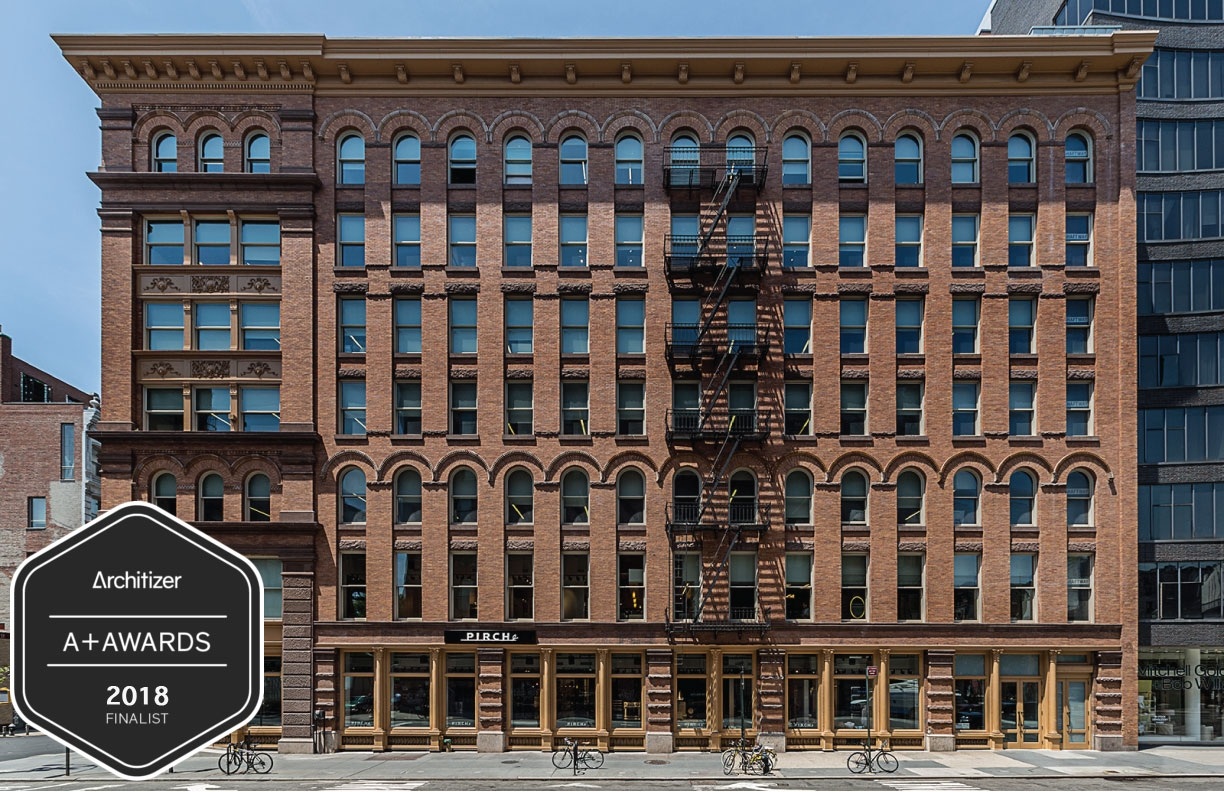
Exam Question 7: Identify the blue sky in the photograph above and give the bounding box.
[0,0,991,394]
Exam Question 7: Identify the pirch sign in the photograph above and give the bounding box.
[444,630,538,644]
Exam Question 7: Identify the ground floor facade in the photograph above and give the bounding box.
[1140,647,1224,744]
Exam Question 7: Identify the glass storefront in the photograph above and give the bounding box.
[1140,648,1224,742]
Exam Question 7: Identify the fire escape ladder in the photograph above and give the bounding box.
[695,168,741,258]
[693,525,742,623]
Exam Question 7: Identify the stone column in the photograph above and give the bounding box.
[373,648,388,751]
[1185,648,1202,741]
[645,648,674,753]
[988,648,1003,746]
[429,647,443,751]
[820,649,835,750]
[1094,650,1125,750]
[596,649,611,750]
[875,650,891,743]
[278,567,316,753]
[924,649,955,751]
[1045,649,1061,748]
[541,648,556,744]
[477,647,506,752]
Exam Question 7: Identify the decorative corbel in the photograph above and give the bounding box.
[163,60,177,79]
[209,60,223,80]
[279,60,292,80]
[101,59,116,80]
[1125,55,1142,79]
[232,60,246,80]
[338,63,351,84]
[300,61,315,81]
[1075,60,1090,81]
[143,60,158,79]
[733,63,745,84]
[959,61,972,83]
[397,64,409,84]
[565,63,577,84]
[186,59,200,80]
[845,62,858,83]
[621,63,632,83]
[80,60,95,80]
[452,64,465,83]
[789,62,801,84]
[509,64,520,84]
[901,62,915,83]
[255,60,268,81]
[121,60,137,80]
[1016,61,1031,82]
[677,63,689,84]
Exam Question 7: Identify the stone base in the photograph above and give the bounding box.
[1094,735,1128,751]
[926,734,957,752]
[645,732,674,753]
[756,732,786,752]
[277,737,316,754]
[477,731,506,752]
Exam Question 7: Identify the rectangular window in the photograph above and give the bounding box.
[341,553,367,619]
[952,297,980,354]
[449,215,477,267]
[953,382,980,436]
[952,214,979,267]
[252,558,283,619]
[841,554,868,620]
[673,553,701,621]
[896,381,924,436]
[785,553,813,620]
[451,552,478,620]
[618,554,645,620]
[241,221,280,266]
[505,381,533,436]
[339,381,366,435]
[337,214,365,267]
[450,381,477,435]
[503,214,532,268]
[729,552,758,619]
[1067,554,1094,622]
[146,220,184,265]
[561,298,589,354]
[145,303,184,350]
[60,423,75,480]
[1011,554,1036,622]
[1066,297,1094,354]
[895,215,923,267]
[785,382,812,436]
[954,655,986,731]
[195,220,230,265]
[954,553,981,621]
[783,215,811,267]
[338,297,366,354]
[395,552,422,619]
[240,302,279,350]
[841,381,867,436]
[240,387,280,431]
[839,214,866,267]
[1009,298,1035,354]
[193,301,231,351]
[1066,213,1093,267]
[1067,382,1094,437]
[840,298,867,354]
[784,298,812,354]
[617,381,645,435]
[897,554,925,621]
[395,381,422,435]
[1009,381,1036,436]
[145,388,184,430]
[394,297,422,354]
[394,214,422,268]
[896,298,923,354]
[194,387,231,432]
[727,215,756,267]
[28,497,47,529]
[617,298,645,354]
[616,214,644,267]
[507,553,534,620]
[449,298,478,354]
[1009,214,1035,267]
[562,553,590,620]
[560,214,588,268]
[562,381,590,436]
[505,298,533,354]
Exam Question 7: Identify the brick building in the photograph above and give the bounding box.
[56,32,1152,752]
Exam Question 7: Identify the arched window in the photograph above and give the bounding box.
[784,470,812,525]
[198,473,224,521]
[841,470,868,524]
[337,134,365,185]
[726,132,755,175]
[394,134,421,185]
[782,133,811,185]
[340,468,366,524]
[245,473,271,521]
[450,467,478,524]
[1010,470,1037,526]
[953,470,980,526]
[504,135,532,185]
[615,134,643,185]
[672,469,701,524]
[894,133,923,185]
[729,470,758,525]
[838,132,867,183]
[506,469,533,525]
[152,132,177,172]
[1008,132,1035,183]
[449,134,476,184]
[199,133,224,172]
[1066,132,1093,184]
[244,133,270,173]
[1067,470,1094,526]
[951,132,979,183]
[396,468,422,524]
[559,135,588,185]
[668,133,700,187]
[152,472,177,515]
[618,469,646,525]
[897,470,924,526]
[562,470,589,524]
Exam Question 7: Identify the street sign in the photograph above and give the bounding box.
[867,666,878,677]
[11,501,263,780]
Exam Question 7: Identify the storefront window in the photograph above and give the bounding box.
[390,652,430,729]
[954,654,986,731]
[722,654,754,730]
[555,653,596,728]
[889,655,921,730]
[510,653,541,728]
[343,652,375,728]
[1140,648,1224,742]
[446,653,476,728]
[251,656,281,726]
[676,654,708,729]
[833,653,873,729]
[611,654,643,729]
[787,654,819,729]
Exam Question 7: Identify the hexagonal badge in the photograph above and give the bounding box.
[11,501,263,779]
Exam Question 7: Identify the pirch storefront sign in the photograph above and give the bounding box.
[444,630,538,644]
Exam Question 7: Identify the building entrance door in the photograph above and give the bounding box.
[1001,679,1041,746]
[1058,678,1091,749]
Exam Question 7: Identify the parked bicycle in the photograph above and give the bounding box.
[721,740,776,775]
[551,737,604,772]
[218,737,273,775]
[846,740,897,774]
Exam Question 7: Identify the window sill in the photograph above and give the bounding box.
[782,434,817,443]
[559,435,593,444]
[333,266,367,275]
[895,435,929,444]
[501,267,535,276]
[951,436,987,446]
[26,526,46,531]
[446,434,481,443]
[785,353,814,362]
[952,354,982,363]
[951,267,985,277]
[896,353,925,364]
[334,434,368,442]
[390,434,423,442]
[444,266,480,275]
[615,434,649,443]
[557,267,591,276]
[1007,266,1042,277]
[1010,353,1038,363]
[839,435,873,444]
[1009,436,1044,446]
[389,266,423,276]
[1065,435,1100,445]
[502,434,536,443]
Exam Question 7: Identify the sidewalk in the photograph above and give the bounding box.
[2,743,1224,781]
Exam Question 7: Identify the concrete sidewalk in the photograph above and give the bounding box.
[1,743,1224,781]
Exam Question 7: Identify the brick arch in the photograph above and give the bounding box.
[488,110,546,145]
[377,450,434,481]
[378,109,433,142]
[544,450,601,482]
[431,450,490,483]
[770,110,827,144]
[657,110,715,143]
[884,110,939,142]
[937,452,996,487]
[488,450,545,483]
[133,112,186,143]
[1052,451,1112,484]
[544,110,599,145]
[938,109,997,144]
[231,109,281,137]
[713,110,771,144]
[882,451,940,482]
[995,452,1055,483]
[433,114,487,149]
[181,110,234,137]
[133,456,187,489]
[1053,108,1113,140]
[770,450,827,482]
[316,109,377,142]
[601,110,658,144]
[231,456,282,484]
[319,450,377,480]
[997,109,1056,141]
[824,451,884,483]
[602,451,660,484]
[656,452,708,485]
[182,453,235,481]
[827,110,885,143]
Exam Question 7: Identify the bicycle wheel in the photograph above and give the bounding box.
[763,747,778,768]
[581,748,604,769]
[721,749,737,775]
[877,751,898,773]
[218,751,241,775]
[252,752,274,774]
[551,748,573,769]
[847,751,870,774]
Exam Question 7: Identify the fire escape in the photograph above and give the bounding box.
[661,142,771,639]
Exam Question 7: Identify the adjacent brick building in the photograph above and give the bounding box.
[56,32,1152,752]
